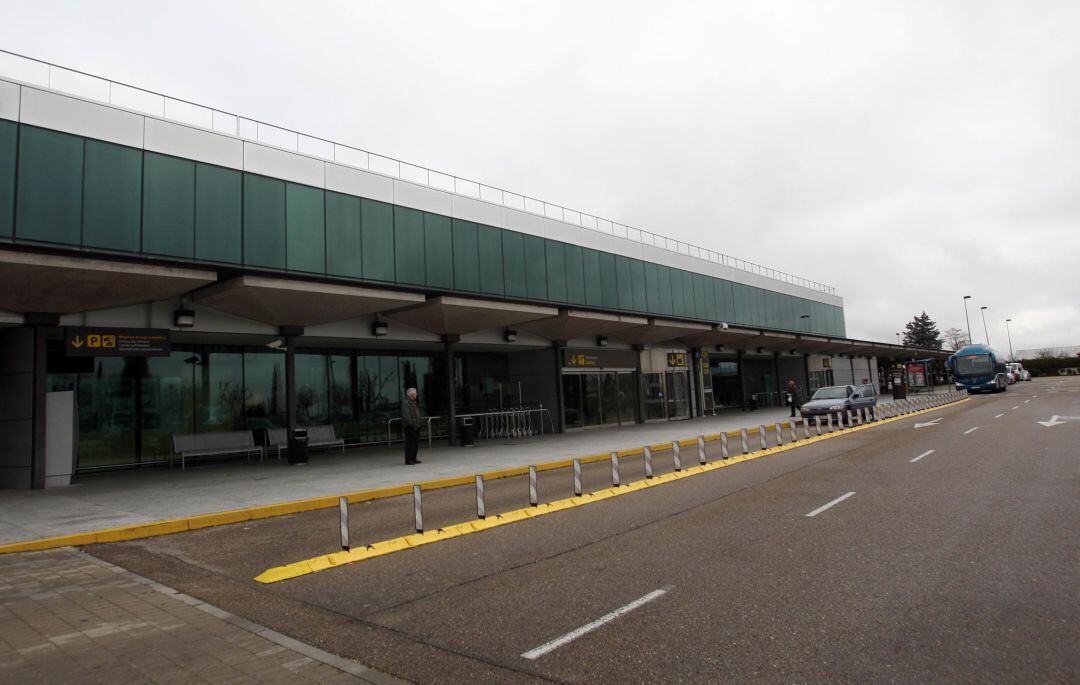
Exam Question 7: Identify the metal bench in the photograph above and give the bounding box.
[170,431,263,470]
[264,425,346,460]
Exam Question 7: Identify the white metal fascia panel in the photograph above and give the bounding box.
[325,163,394,203]
[20,87,143,147]
[578,227,615,253]
[500,206,544,239]
[393,179,452,215]
[641,244,680,270]
[144,118,243,169]
[244,142,324,187]
[612,236,644,260]
[542,217,582,245]
[0,80,19,121]
[452,194,502,226]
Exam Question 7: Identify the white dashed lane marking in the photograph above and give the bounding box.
[910,450,935,463]
[806,492,856,518]
[964,427,979,434]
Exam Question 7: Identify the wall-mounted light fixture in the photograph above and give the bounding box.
[504,329,518,343]
[719,321,729,329]
[174,308,195,329]
[596,335,609,347]
[372,320,389,337]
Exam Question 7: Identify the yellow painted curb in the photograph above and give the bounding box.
[0,398,968,557]
[254,398,970,583]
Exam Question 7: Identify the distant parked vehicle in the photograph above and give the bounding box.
[800,385,877,419]
[1060,367,1080,376]
[1005,363,1020,384]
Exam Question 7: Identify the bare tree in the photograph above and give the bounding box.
[942,327,969,351]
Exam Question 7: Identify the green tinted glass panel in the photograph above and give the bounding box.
[755,288,767,327]
[361,199,394,281]
[598,252,618,309]
[394,206,425,285]
[477,224,504,295]
[670,269,686,317]
[285,183,325,273]
[142,153,194,257]
[424,213,453,289]
[16,127,83,245]
[614,256,632,311]
[765,290,778,328]
[501,230,525,297]
[693,274,707,319]
[452,219,479,292]
[524,234,548,300]
[657,265,673,316]
[325,191,362,278]
[717,280,734,321]
[195,164,241,264]
[582,248,602,307]
[545,241,567,302]
[630,260,647,312]
[244,175,286,268]
[704,276,718,321]
[564,244,585,305]
[0,121,15,237]
[644,263,660,314]
[82,140,142,252]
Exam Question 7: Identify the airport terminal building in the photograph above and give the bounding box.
[0,55,940,487]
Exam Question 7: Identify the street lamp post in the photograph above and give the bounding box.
[895,332,900,345]
[1005,318,1014,361]
[962,295,973,345]
[980,306,990,346]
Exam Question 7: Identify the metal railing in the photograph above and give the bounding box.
[459,407,555,441]
[386,416,443,448]
[0,48,835,295]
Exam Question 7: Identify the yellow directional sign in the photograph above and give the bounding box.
[65,327,171,357]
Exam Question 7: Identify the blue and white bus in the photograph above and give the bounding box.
[946,344,1009,393]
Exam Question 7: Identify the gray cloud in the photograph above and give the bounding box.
[3,0,1077,350]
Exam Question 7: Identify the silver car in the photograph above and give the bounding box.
[799,385,877,419]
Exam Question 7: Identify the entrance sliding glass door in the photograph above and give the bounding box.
[563,371,639,428]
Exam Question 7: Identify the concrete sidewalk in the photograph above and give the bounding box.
[0,391,942,546]
[0,547,400,684]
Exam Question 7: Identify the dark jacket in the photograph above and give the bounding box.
[401,398,421,430]
[786,385,801,406]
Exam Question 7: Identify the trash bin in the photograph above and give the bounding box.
[288,427,309,465]
[749,394,759,411]
[459,417,475,447]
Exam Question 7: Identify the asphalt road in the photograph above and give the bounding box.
[89,377,1080,684]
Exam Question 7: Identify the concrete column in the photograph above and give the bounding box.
[443,334,459,445]
[803,353,812,398]
[737,349,747,411]
[772,352,782,407]
[689,348,700,418]
[552,341,566,433]
[280,326,303,444]
[849,354,856,384]
[26,314,58,489]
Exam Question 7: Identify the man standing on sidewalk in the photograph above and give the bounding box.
[786,379,801,418]
[402,387,422,465]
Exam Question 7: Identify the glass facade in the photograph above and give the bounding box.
[2,121,845,337]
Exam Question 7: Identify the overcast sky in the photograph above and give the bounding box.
[4,1,1078,351]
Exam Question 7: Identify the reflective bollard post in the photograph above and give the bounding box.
[740,428,749,454]
[720,433,730,459]
[413,484,423,534]
[529,465,538,506]
[846,409,854,427]
[815,416,822,435]
[789,420,798,443]
[339,496,350,551]
[697,436,707,465]
[774,422,785,447]
[672,441,682,471]
[758,425,768,451]
[643,446,653,478]
[475,475,486,520]
[573,458,583,496]
[610,452,620,487]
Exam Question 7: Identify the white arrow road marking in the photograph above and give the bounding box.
[1038,415,1080,427]
[522,586,673,659]
[910,450,935,463]
[994,413,1004,418]
[914,418,943,429]
[806,492,856,517]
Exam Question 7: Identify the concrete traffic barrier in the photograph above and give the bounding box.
[475,475,486,519]
[413,484,423,534]
[339,496,350,551]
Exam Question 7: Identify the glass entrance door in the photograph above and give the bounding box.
[666,371,691,420]
[582,374,602,427]
[562,374,583,428]
[617,373,637,424]
[600,374,620,425]
[643,373,666,421]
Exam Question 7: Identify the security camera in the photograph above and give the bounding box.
[266,338,286,350]
[719,321,729,329]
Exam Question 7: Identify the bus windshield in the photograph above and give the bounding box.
[955,354,992,376]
